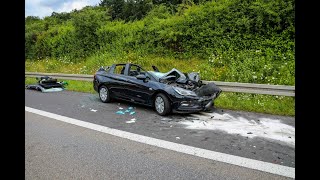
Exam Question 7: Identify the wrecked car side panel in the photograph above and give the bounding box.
[125,76,156,105]
[94,71,131,100]
[94,63,222,114]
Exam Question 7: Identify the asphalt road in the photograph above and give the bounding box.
[25,89,295,168]
[26,111,292,180]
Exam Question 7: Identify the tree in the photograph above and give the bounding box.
[100,0,125,20]
[71,6,110,57]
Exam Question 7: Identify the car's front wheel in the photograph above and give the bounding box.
[154,93,171,116]
[99,85,111,103]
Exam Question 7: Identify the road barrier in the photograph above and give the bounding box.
[25,72,295,97]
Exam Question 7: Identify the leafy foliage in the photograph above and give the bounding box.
[25,0,294,85]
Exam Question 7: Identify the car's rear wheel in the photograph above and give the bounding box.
[154,93,171,116]
[99,85,111,103]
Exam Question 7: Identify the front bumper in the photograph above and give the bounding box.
[171,94,216,114]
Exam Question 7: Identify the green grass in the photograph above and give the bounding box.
[62,80,96,94]
[214,92,295,116]
[25,50,294,85]
[25,77,295,116]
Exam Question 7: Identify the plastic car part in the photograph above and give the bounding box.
[194,82,221,99]
[152,65,160,72]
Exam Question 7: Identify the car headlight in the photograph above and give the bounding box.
[172,86,197,96]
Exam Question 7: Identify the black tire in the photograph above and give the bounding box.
[154,93,171,116]
[99,85,111,103]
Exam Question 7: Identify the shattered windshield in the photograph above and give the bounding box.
[148,68,187,82]
[148,71,166,81]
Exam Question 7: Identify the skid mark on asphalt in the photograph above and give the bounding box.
[177,112,295,146]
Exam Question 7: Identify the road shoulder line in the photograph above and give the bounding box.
[25,106,295,178]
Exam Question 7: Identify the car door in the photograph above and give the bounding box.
[107,64,131,100]
[126,65,155,105]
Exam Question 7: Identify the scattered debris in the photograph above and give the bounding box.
[176,137,180,140]
[26,76,67,92]
[253,146,256,148]
[186,117,200,120]
[90,109,97,112]
[210,116,214,119]
[130,111,136,115]
[161,118,172,121]
[247,132,253,134]
[126,118,136,123]
[250,120,256,124]
[201,137,209,141]
[170,125,173,127]
[115,107,137,115]
[116,110,125,115]
[81,105,85,108]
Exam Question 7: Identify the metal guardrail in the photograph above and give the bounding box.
[25,72,295,97]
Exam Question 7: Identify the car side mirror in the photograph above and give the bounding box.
[136,74,147,81]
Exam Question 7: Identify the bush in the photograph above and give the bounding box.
[25,0,295,85]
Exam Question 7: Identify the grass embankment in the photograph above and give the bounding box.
[25,77,294,116]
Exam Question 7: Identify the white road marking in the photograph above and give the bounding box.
[25,106,295,178]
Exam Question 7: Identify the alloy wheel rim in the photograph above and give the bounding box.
[155,97,165,113]
[100,87,108,101]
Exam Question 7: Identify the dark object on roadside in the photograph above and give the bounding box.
[247,132,253,134]
[26,76,67,92]
[93,63,222,116]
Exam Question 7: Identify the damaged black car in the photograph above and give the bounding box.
[93,63,221,116]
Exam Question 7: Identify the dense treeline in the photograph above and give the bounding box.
[25,0,295,85]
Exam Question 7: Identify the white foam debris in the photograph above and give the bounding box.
[161,118,172,121]
[179,112,295,146]
[126,118,136,123]
[90,109,97,112]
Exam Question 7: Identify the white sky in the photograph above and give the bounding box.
[25,0,101,18]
